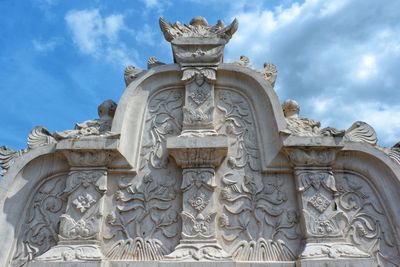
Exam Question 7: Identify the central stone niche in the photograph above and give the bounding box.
[3,16,400,267]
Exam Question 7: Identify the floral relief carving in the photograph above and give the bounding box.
[220,174,298,261]
[336,173,400,266]
[11,175,67,266]
[72,193,96,213]
[105,173,179,260]
[140,89,184,170]
[309,193,330,213]
[215,89,300,261]
[216,90,260,171]
[189,193,209,211]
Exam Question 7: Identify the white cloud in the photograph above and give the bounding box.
[224,0,400,146]
[65,9,136,66]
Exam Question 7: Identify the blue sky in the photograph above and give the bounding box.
[1,0,400,149]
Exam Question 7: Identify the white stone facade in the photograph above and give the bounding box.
[1,16,399,267]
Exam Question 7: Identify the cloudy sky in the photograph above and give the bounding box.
[1,0,400,149]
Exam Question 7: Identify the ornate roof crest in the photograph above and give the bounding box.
[159,16,238,66]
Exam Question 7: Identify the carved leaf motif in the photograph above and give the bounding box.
[12,176,67,265]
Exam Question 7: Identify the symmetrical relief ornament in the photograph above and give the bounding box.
[35,149,112,262]
[336,172,400,266]
[219,174,299,261]
[105,173,179,260]
[159,16,238,43]
[11,175,67,266]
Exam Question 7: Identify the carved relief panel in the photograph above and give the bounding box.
[104,88,184,260]
[12,174,68,267]
[214,89,302,261]
[335,171,400,266]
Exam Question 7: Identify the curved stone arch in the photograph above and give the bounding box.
[0,148,69,267]
[334,142,400,241]
[112,63,287,173]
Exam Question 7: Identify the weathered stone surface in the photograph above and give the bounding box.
[1,16,400,267]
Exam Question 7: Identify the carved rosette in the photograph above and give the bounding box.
[36,149,115,262]
[286,147,370,260]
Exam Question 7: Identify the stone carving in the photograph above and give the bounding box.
[231,55,250,67]
[106,173,179,260]
[73,193,96,213]
[54,100,117,139]
[104,89,183,260]
[281,99,344,137]
[27,126,57,149]
[386,142,400,165]
[286,147,372,261]
[140,89,183,170]
[216,89,300,260]
[344,121,378,146]
[159,16,238,42]
[0,146,25,176]
[257,62,278,87]
[147,56,165,69]
[217,90,260,171]
[124,65,142,86]
[4,15,400,267]
[11,175,67,266]
[336,172,400,265]
[220,174,298,261]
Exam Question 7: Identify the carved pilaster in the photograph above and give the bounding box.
[166,136,229,260]
[285,146,370,261]
[36,149,115,262]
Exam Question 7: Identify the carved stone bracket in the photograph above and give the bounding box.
[285,144,371,262]
[36,146,117,262]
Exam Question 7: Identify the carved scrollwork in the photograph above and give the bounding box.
[336,173,400,265]
[11,175,67,266]
[217,90,260,171]
[140,90,184,170]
